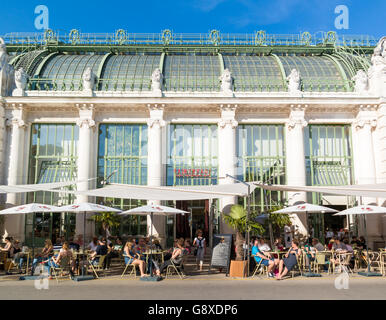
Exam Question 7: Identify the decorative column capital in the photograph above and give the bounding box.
[354,104,378,130]
[6,118,27,129]
[76,103,94,112]
[147,103,165,111]
[286,104,308,130]
[76,118,96,129]
[219,104,238,129]
[147,118,166,129]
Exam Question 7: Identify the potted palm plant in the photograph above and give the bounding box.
[92,212,121,239]
[223,204,264,277]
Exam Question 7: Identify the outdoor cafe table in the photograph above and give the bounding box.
[143,250,165,265]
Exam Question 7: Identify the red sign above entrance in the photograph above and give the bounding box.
[174,168,211,178]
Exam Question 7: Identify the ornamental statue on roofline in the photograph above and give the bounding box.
[287,69,301,94]
[219,68,233,95]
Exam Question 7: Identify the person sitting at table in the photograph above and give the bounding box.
[136,238,160,274]
[303,239,316,268]
[103,242,119,270]
[332,239,347,251]
[69,237,80,251]
[30,239,53,275]
[252,239,278,278]
[75,234,83,247]
[350,236,360,249]
[343,239,354,253]
[276,240,301,280]
[89,238,108,265]
[312,238,325,252]
[258,238,271,252]
[123,241,147,277]
[88,237,98,251]
[10,240,24,273]
[0,237,13,258]
[115,237,123,246]
[152,238,163,251]
[273,238,284,252]
[155,238,185,277]
[358,236,367,250]
[42,241,74,278]
[327,238,335,250]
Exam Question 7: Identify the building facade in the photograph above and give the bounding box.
[0,30,385,248]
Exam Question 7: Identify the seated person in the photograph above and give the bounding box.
[42,241,74,278]
[0,237,13,258]
[273,238,284,252]
[258,238,271,252]
[252,239,278,278]
[312,238,325,252]
[303,239,316,268]
[114,237,123,250]
[327,238,335,250]
[343,239,354,253]
[152,239,163,251]
[184,239,191,255]
[103,242,119,270]
[89,238,108,266]
[69,237,80,251]
[11,240,24,273]
[350,236,360,249]
[358,236,367,250]
[88,237,98,252]
[123,241,147,277]
[155,238,185,277]
[332,239,347,251]
[75,234,84,247]
[31,239,53,275]
[276,240,301,280]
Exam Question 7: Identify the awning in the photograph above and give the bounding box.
[255,182,386,198]
[47,182,256,201]
[0,180,84,194]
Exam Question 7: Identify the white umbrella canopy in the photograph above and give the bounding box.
[273,202,338,214]
[333,205,386,216]
[52,202,121,213]
[120,204,188,216]
[0,203,60,215]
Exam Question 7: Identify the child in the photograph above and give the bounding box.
[193,230,206,271]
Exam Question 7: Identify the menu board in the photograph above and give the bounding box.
[210,234,232,275]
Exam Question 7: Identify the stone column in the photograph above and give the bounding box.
[376,102,386,241]
[75,104,96,240]
[353,105,380,248]
[285,104,308,235]
[218,104,238,234]
[5,104,27,240]
[147,104,166,245]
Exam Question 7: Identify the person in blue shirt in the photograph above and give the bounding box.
[252,239,279,278]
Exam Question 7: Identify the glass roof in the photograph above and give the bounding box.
[25,51,359,92]
[99,54,161,91]
[38,54,103,90]
[223,55,285,92]
[278,55,347,92]
[163,54,220,92]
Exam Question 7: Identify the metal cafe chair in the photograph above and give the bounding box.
[251,257,268,278]
[88,255,106,279]
[166,256,187,279]
[50,255,73,283]
[121,255,137,279]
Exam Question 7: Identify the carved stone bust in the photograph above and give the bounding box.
[219,68,233,94]
[151,68,163,93]
[352,70,368,94]
[0,38,15,96]
[287,69,301,93]
[82,67,95,91]
[12,68,28,96]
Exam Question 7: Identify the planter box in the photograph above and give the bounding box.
[229,260,247,278]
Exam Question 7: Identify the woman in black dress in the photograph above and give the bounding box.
[276,240,301,280]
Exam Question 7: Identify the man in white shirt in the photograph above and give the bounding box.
[312,238,325,251]
[258,238,271,252]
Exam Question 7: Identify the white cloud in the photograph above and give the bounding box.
[192,0,228,12]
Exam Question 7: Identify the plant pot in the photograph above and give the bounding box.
[229,260,247,278]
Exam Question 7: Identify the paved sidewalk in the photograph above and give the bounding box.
[0,273,385,300]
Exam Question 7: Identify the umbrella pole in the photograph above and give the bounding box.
[365,215,370,274]
[83,211,86,277]
[150,212,153,276]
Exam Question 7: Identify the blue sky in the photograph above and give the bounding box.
[0,0,384,38]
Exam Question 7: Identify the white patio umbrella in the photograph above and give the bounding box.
[53,202,122,280]
[0,203,61,258]
[334,205,386,276]
[120,204,188,278]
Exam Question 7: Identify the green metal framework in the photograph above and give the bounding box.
[305,124,355,241]
[6,30,378,94]
[163,54,221,92]
[237,125,286,213]
[26,123,79,246]
[97,124,148,235]
[167,124,218,186]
